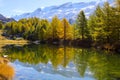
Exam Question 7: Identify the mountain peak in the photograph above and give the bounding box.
[59,2,72,8]
[0,14,6,20]
[12,0,113,22]
[0,14,15,23]
[34,8,42,12]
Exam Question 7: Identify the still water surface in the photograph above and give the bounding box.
[1,44,120,80]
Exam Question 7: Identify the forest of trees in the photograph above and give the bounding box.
[0,0,120,50]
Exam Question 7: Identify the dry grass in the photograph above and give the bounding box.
[0,40,29,53]
[0,39,29,45]
[0,57,15,80]
[0,30,29,53]
[0,64,15,80]
[0,30,29,45]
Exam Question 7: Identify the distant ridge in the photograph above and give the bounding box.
[0,14,15,23]
[12,0,113,22]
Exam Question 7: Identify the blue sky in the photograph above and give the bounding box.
[0,0,97,17]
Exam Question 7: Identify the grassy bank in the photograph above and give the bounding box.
[0,30,29,45]
[0,40,29,45]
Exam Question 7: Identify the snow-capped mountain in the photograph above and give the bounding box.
[13,0,113,22]
[0,14,15,23]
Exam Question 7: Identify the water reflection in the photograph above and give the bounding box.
[0,57,14,80]
[74,48,120,80]
[4,45,74,68]
[2,44,120,80]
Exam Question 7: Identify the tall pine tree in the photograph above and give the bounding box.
[76,10,88,40]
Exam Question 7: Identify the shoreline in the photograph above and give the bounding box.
[0,38,119,53]
[0,40,29,52]
[0,40,29,45]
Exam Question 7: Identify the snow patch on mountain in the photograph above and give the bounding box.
[12,0,113,22]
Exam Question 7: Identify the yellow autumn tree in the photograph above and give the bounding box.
[62,18,73,40]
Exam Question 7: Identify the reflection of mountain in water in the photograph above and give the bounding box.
[13,60,93,78]
[2,44,120,80]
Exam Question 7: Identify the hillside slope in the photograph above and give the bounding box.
[13,0,113,22]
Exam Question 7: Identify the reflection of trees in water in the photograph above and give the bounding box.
[4,44,120,80]
[74,48,90,77]
[4,45,74,68]
[0,57,14,80]
[74,48,120,80]
[50,46,74,68]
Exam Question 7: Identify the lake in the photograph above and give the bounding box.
[0,44,120,80]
